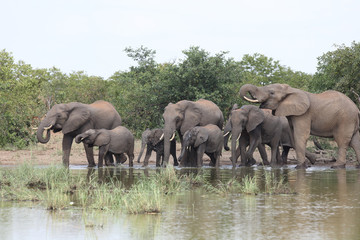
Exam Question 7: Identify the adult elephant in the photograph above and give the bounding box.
[162,99,224,167]
[36,100,122,167]
[240,83,360,168]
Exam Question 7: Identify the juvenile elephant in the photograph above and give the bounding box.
[75,126,134,167]
[178,124,223,167]
[223,104,268,166]
[36,100,122,167]
[162,99,224,166]
[240,83,360,168]
[137,128,179,167]
[229,105,282,167]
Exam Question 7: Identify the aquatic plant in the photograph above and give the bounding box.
[0,163,295,213]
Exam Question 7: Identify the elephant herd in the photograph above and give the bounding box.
[37,83,360,169]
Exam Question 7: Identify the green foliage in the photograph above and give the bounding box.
[310,41,360,102]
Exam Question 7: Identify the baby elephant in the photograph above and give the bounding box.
[137,128,178,167]
[179,124,223,167]
[75,126,134,167]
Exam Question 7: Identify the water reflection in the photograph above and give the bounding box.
[1,166,360,239]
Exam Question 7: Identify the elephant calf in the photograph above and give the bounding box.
[178,124,223,167]
[137,128,178,167]
[75,126,134,167]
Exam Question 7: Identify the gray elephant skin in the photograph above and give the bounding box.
[137,128,178,167]
[224,105,317,166]
[162,99,224,167]
[75,126,134,167]
[229,105,282,167]
[37,100,122,167]
[223,104,268,166]
[240,83,360,168]
[178,124,223,167]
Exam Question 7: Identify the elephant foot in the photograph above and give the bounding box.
[88,163,96,168]
[295,162,308,169]
[306,154,317,165]
[173,161,179,166]
[259,160,270,166]
[247,158,256,166]
[331,163,346,169]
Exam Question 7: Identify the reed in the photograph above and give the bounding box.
[0,163,295,214]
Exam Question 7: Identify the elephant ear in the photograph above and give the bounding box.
[180,103,201,135]
[194,128,208,148]
[275,88,310,117]
[93,131,110,147]
[246,108,265,132]
[62,106,91,134]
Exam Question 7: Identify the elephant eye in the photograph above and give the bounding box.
[269,90,275,95]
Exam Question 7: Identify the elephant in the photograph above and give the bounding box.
[223,104,268,166]
[36,100,123,167]
[75,126,134,167]
[137,128,179,167]
[224,105,318,166]
[240,83,360,168]
[162,99,224,166]
[229,105,282,167]
[178,124,223,167]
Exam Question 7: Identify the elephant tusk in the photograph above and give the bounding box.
[244,96,260,103]
[236,134,241,142]
[170,132,176,141]
[159,133,164,141]
[223,131,230,137]
[81,137,84,141]
[44,125,53,130]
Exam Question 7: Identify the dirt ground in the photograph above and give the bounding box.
[0,132,340,167]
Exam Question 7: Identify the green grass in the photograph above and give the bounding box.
[0,163,295,213]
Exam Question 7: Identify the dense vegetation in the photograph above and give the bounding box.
[1,42,359,148]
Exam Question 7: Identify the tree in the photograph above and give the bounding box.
[310,41,360,102]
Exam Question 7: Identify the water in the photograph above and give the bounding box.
[1,165,360,240]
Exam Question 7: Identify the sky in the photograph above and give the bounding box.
[1,0,360,79]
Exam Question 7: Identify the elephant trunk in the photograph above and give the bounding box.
[137,139,147,163]
[163,128,176,166]
[223,120,232,151]
[231,132,240,168]
[36,120,52,144]
[239,84,260,102]
[75,134,84,144]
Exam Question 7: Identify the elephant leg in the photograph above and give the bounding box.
[350,131,360,167]
[170,140,179,166]
[239,136,249,166]
[143,147,153,167]
[155,151,162,167]
[207,152,216,167]
[292,117,310,169]
[83,142,96,168]
[62,135,74,167]
[105,152,115,166]
[114,154,124,165]
[127,152,134,167]
[245,131,261,166]
[332,131,352,168]
[196,145,206,167]
[305,150,317,164]
[282,146,290,164]
[98,146,109,168]
[258,144,269,165]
